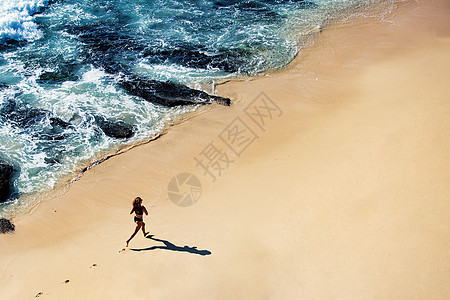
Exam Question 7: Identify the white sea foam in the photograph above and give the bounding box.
[135,62,233,85]
[0,0,48,42]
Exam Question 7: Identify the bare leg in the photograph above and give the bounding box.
[141,222,149,236]
[126,223,142,247]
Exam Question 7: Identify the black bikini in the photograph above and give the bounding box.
[134,206,144,223]
[135,206,143,215]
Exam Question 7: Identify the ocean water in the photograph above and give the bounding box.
[0,0,397,217]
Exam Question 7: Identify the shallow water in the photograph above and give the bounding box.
[0,0,397,217]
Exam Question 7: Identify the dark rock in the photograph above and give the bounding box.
[0,101,47,127]
[49,117,71,128]
[37,71,79,84]
[44,157,61,165]
[0,218,15,234]
[68,24,143,73]
[94,116,134,139]
[0,101,71,136]
[118,74,231,107]
[0,161,14,203]
[33,59,81,84]
[0,39,27,51]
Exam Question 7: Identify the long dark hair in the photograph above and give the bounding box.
[132,197,143,210]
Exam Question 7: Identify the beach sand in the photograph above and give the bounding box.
[1,0,450,298]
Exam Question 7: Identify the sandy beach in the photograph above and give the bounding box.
[1,0,450,298]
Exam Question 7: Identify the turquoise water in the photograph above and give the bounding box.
[0,0,396,216]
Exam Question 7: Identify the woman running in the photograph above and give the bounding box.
[126,197,149,247]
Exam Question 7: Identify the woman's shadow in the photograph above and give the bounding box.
[130,235,211,256]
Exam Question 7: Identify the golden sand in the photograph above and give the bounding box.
[1,1,449,298]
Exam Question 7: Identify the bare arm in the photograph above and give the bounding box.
[130,207,134,214]
[143,206,148,215]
